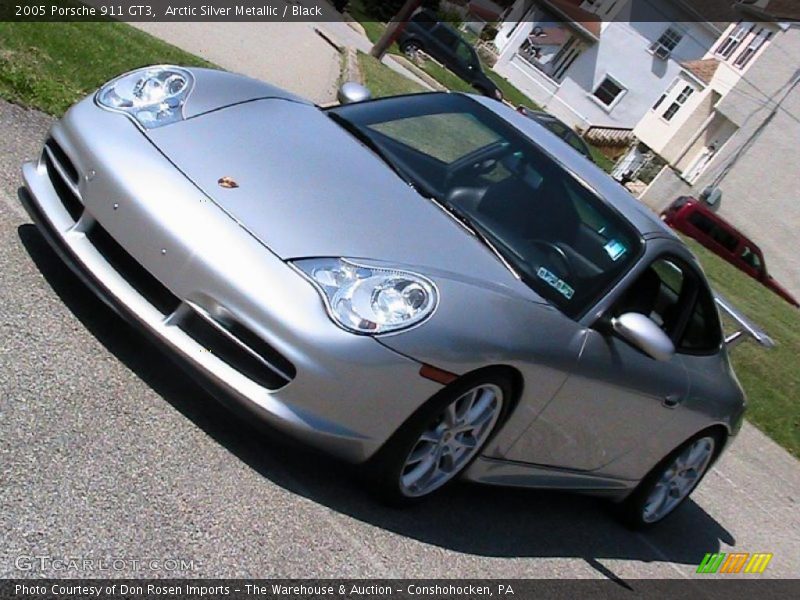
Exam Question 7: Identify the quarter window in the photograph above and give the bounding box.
[593,76,626,107]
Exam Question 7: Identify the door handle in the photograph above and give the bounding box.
[662,394,682,408]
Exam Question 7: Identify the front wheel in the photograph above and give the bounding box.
[402,41,422,60]
[616,432,719,529]
[370,372,510,504]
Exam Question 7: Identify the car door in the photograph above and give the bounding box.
[453,39,479,81]
[506,255,696,471]
[430,25,461,72]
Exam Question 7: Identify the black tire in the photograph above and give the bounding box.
[369,369,513,506]
[615,429,723,530]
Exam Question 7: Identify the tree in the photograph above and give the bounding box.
[369,0,425,60]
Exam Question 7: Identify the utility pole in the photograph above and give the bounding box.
[370,0,424,59]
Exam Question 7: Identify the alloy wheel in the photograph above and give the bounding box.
[399,383,503,497]
[642,436,715,523]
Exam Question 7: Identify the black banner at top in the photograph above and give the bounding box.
[1,0,799,23]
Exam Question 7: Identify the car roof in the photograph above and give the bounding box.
[470,94,675,239]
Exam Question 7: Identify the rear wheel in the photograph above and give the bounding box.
[371,371,510,504]
[616,432,720,529]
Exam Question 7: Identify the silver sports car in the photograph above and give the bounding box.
[20,66,763,528]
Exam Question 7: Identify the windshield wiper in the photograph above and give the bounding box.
[422,192,522,281]
[329,113,521,280]
[328,113,412,185]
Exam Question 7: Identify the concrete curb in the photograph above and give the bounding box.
[388,55,446,92]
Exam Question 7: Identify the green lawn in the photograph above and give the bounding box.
[0,22,212,116]
[358,51,426,98]
[347,0,401,54]
[683,237,799,457]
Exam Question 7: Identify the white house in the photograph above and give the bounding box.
[492,0,729,139]
[634,1,800,297]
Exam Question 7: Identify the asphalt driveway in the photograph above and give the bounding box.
[1,100,799,582]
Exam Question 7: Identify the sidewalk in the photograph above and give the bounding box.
[132,22,343,104]
[132,19,432,105]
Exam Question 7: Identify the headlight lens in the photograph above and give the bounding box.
[293,258,438,334]
[96,66,193,128]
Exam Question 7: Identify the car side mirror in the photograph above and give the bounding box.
[611,313,675,361]
[337,82,372,105]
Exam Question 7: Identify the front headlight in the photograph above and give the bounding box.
[293,258,438,335]
[96,66,193,129]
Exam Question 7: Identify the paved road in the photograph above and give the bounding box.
[1,99,799,583]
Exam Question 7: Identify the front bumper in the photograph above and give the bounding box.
[20,97,442,463]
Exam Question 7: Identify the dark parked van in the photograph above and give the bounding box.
[662,197,798,307]
[398,10,503,100]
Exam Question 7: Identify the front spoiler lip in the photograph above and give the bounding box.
[18,168,378,462]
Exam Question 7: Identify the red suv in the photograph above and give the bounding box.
[661,197,798,307]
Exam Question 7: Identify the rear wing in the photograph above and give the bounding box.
[714,291,776,349]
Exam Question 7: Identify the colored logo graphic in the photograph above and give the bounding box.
[696,552,773,574]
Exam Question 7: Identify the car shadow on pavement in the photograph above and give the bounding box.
[19,221,735,576]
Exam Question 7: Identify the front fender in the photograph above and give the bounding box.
[377,275,586,457]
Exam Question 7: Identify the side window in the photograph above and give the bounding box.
[687,211,714,234]
[435,27,460,49]
[613,257,722,355]
[709,224,739,252]
[455,41,474,64]
[740,244,763,272]
[412,13,436,30]
[687,212,738,251]
[613,258,684,337]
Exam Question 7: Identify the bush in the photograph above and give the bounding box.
[480,24,499,41]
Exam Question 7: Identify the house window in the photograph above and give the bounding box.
[734,27,772,68]
[593,75,626,107]
[652,80,678,111]
[715,22,752,59]
[662,85,694,121]
[650,26,684,59]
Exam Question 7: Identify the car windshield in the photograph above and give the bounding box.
[328,93,642,318]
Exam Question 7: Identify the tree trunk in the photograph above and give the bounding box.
[370,0,424,59]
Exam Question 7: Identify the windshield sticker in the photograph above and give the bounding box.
[537,267,575,300]
[604,239,628,261]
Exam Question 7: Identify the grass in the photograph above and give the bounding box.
[347,0,401,54]
[588,146,616,173]
[683,237,799,457]
[0,21,212,116]
[358,51,426,98]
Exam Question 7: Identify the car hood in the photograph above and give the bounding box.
[147,98,532,295]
